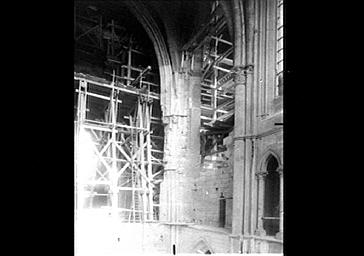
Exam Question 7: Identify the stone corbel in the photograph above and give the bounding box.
[232,65,254,85]
[277,166,283,175]
[162,115,180,125]
[255,171,268,179]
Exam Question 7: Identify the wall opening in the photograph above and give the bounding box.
[263,155,280,236]
[219,192,226,227]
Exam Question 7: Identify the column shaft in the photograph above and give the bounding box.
[231,68,247,236]
[276,168,283,239]
[255,172,267,236]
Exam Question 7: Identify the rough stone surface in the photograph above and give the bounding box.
[192,133,234,228]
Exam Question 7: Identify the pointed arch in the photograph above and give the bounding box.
[123,0,173,116]
[259,149,282,172]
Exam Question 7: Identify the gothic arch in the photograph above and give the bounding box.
[123,1,173,116]
[259,149,282,172]
[231,0,256,66]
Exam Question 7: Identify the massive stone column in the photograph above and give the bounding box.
[230,0,256,252]
[160,113,189,223]
[231,66,247,239]
[231,65,254,253]
[159,64,202,252]
[159,113,188,254]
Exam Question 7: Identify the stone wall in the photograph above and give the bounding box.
[76,213,170,255]
[192,132,234,228]
[177,225,231,254]
[253,237,283,253]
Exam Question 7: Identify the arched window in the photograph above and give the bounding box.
[255,153,283,239]
[263,155,280,236]
[275,0,284,97]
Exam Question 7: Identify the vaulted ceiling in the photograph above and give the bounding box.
[74,0,232,74]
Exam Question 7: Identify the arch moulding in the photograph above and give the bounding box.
[123,1,174,116]
[258,147,283,173]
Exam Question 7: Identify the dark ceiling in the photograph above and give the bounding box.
[74,0,214,59]
[142,0,213,47]
[74,0,158,79]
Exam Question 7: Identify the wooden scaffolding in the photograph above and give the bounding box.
[74,71,164,222]
[74,3,163,222]
[181,0,234,158]
[181,0,234,130]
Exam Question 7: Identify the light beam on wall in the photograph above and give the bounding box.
[77,128,98,185]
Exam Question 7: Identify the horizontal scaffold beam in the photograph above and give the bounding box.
[74,72,160,100]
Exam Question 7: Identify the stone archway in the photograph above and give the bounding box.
[255,150,283,239]
[123,0,174,116]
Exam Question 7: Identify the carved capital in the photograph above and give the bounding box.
[233,73,246,84]
[244,64,254,74]
[232,65,254,85]
[172,116,178,124]
[162,115,179,125]
[162,116,170,125]
[277,166,284,176]
[255,171,268,179]
[275,231,283,240]
[232,65,246,84]
[254,228,266,237]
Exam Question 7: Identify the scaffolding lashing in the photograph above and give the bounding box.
[74,70,160,223]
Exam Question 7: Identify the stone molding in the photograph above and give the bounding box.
[233,127,282,142]
[232,65,254,85]
[255,171,268,179]
[277,166,283,175]
[162,114,188,124]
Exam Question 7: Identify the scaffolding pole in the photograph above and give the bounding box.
[74,72,163,224]
[196,1,234,128]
